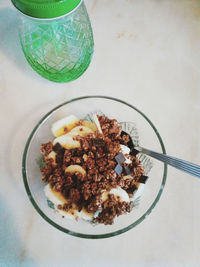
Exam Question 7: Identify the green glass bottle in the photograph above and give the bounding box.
[11,0,94,83]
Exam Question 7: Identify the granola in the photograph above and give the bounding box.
[40,114,146,225]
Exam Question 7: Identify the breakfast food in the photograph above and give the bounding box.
[40,114,148,225]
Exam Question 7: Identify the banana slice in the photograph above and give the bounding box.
[53,125,94,150]
[109,187,130,202]
[101,191,109,202]
[101,187,130,203]
[65,165,86,176]
[53,132,80,149]
[44,184,67,206]
[44,184,81,220]
[58,206,93,221]
[57,209,79,220]
[90,114,103,134]
[70,126,94,136]
[82,120,97,132]
[51,115,79,137]
[79,208,93,221]
[47,151,57,167]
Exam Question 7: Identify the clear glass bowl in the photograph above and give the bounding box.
[22,96,167,239]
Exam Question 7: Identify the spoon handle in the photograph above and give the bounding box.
[135,146,200,178]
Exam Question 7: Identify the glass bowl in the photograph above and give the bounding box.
[22,96,167,239]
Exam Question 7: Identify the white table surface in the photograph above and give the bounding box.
[0,0,200,266]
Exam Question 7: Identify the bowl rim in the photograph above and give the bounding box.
[22,95,167,239]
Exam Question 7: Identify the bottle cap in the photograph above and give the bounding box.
[11,0,82,19]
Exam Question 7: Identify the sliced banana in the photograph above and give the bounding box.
[82,120,97,132]
[109,187,130,202]
[65,165,86,176]
[101,191,109,202]
[79,208,94,221]
[53,126,94,150]
[53,132,80,149]
[101,187,130,203]
[45,184,82,220]
[44,184,67,206]
[90,114,103,134]
[47,151,57,167]
[70,126,94,136]
[57,209,79,220]
[51,115,79,137]
[57,206,94,221]
[122,175,131,180]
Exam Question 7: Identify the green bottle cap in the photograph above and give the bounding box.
[11,0,82,19]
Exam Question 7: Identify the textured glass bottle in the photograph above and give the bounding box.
[12,0,94,82]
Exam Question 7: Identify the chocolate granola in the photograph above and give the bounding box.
[40,115,145,225]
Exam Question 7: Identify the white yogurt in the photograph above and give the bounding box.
[120,144,130,155]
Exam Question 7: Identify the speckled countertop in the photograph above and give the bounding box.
[0,0,200,266]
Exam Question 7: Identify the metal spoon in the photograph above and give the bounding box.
[135,146,200,178]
